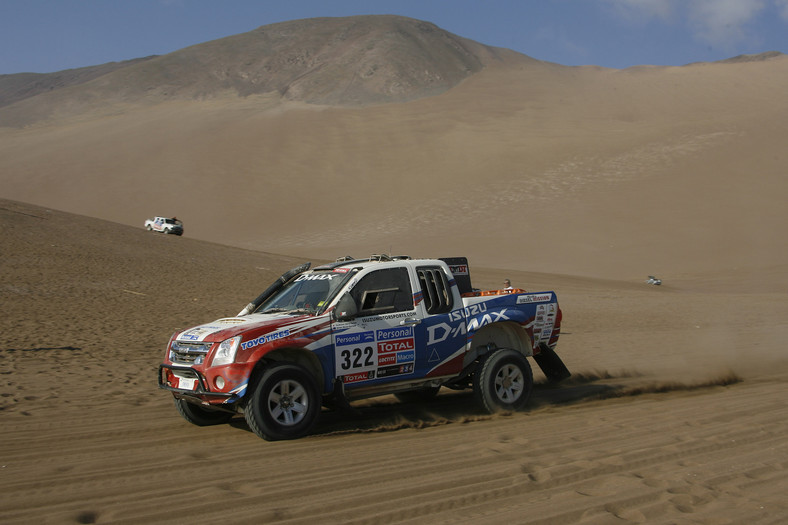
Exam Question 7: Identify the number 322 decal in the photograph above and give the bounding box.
[339,346,374,371]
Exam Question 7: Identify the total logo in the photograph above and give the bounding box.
[344,371,374,383]
[377,338,415,354]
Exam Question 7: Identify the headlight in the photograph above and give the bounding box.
[211,336,241,367]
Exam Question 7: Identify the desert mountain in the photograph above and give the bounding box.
[0,15,529,126]
[0,57,156,109]
[0,15,787,282]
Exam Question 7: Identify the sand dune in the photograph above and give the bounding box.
[1,200,787,524]
[1,53,787,280]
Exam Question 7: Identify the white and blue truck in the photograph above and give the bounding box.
[159,255,569,440]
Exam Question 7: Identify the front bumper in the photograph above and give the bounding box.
[158,364,239,404]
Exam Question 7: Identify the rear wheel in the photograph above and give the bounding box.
[244,363,320,441]
[473,349,533,413]
[174,398,233,426]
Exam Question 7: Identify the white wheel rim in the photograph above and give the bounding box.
[494,364,524,403]
[267,379,309,426]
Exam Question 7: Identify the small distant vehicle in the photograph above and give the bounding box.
[144,216,183,236]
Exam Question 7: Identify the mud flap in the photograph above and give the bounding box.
[533,343,571,382]
[324,378,358,414]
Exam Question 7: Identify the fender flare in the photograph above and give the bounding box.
[247,347,327,396]
[463,321,532,369]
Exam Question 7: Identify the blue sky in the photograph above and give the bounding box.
[2,0,788,74]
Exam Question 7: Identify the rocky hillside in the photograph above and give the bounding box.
[0,57,155,109]
[0,15,533,126]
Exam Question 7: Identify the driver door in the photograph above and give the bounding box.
[331,267,420,390]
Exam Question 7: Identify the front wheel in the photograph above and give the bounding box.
[473,349,533,413]
[174,397,233,426]
[244,363,320,441]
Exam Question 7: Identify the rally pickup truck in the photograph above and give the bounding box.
[158,256,570,440]
[144,216,183,236]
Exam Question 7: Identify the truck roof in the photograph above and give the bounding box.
[313,255,442,271]
[312,255,473,294]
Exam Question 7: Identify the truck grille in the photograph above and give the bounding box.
[170,341,212,365]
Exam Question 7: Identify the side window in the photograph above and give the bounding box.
[351,268,414,316]
[417,266,453,315]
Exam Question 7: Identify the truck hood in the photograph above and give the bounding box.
[175,313,309,343]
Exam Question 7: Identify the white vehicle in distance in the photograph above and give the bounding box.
[144,216,183,236]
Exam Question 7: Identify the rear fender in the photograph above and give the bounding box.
[464,321,532,368]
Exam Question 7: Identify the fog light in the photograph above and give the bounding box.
[215,376,226,390]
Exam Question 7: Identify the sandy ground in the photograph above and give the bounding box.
[2,199,787,524]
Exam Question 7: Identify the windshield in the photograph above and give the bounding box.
[255,270,355,315]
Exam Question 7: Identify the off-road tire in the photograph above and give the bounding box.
[244,363,320,441]
[174,397,233,426]
[473,349,533,413]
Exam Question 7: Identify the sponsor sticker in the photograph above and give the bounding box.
[377,338,415,354]
[376,326,413,341]
[449,264,469,275]
[335,331,375,346]
[240,329,291,351]
[344,371,375,383]
[396,350,415,364]
[177,377,196,390]
[378,354,396,366]
[516,293,553,304]
[296,273,339,281]
[216,318,248,325]
[178,326,223,341]
[377,363,414,378]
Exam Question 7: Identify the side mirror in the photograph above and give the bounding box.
[332,293,358,321]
